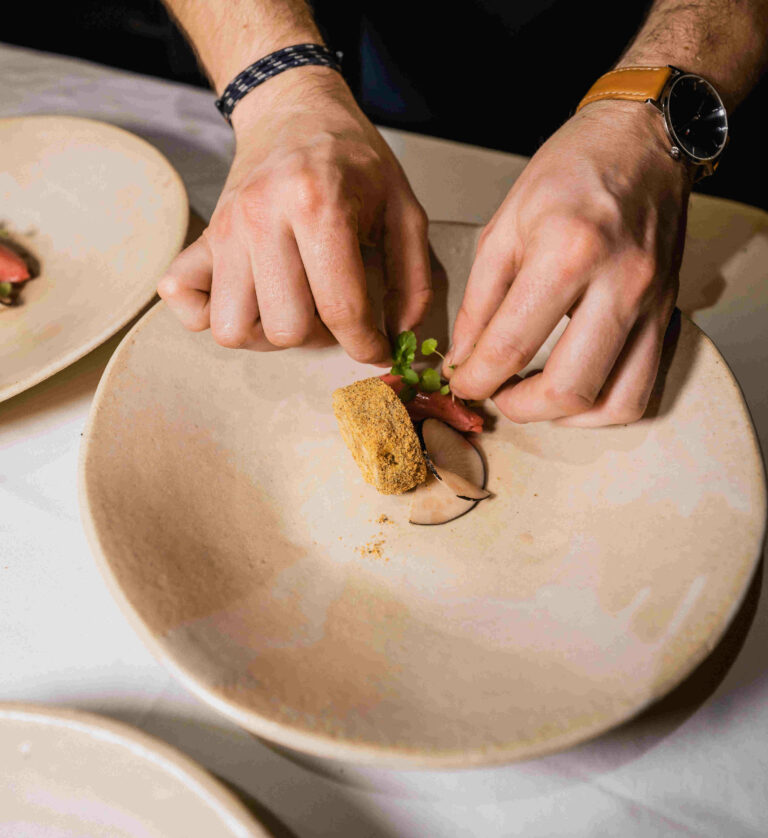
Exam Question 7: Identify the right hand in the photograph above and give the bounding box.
[158,66,432,364]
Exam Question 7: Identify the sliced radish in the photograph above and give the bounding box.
[421,418,486,488]
[409,419,490,525]
[430,465,490,501]
[409,471,476,525]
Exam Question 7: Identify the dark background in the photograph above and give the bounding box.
[2,0,765,209]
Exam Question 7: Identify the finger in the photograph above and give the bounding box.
[443,226,519,377]
[157,236,213,331]
[247,220,320,348]
[491,283,636,423]
[555,308,672,427]
[294,209,391,365]
[208,228,262,350]
[448,247,585,400]
[382,201,432,337]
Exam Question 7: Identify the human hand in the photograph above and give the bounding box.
[158,67,431,363]
[445,100,691,426]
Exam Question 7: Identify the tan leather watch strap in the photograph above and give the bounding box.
[576,66,673,112]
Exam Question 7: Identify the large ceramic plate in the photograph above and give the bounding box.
[0,703,273,837]
[79,222,766,768]
[0,115,188,402]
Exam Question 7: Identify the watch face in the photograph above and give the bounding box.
[666,74,728,162]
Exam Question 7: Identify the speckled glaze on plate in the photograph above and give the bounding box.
[0,115,188,402]
[79,221,766,768]
[0,703,273,837]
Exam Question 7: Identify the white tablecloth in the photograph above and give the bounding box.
[1,43,767,837]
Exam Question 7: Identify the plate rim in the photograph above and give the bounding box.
[0,700,275,837]
[78,222,768,768]
[0,113,189,403]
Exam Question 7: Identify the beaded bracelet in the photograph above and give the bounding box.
[215,43,343,124]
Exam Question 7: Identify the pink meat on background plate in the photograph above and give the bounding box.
[0,242,30,283]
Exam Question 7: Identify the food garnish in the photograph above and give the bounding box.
[333,334,492,526]
[0,241,33,306]
[390,331,451,399]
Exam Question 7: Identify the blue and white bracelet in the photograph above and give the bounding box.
[215,43,343,124]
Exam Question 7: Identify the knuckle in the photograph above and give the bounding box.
[262,319,314,348]
[319,299,362,331]
[544,384,595,415]
[156,274,181,300]
[291,170,326,217]
[476,223,495,252]
[488,334,533,371]
[622,250,659,304]
[549,216,606,267]
[211,322,251,349]
[413,285,434,316]
[406,202,429,233]
[454,302,483,334]
[606,400,648,425]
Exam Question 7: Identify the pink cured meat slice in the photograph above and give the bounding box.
[0,243,30,283]
[380,374,483,433]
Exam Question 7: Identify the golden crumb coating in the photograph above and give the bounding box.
[333,377,427,494]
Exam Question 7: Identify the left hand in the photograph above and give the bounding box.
[444,100,691,426]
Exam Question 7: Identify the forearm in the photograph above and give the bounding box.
[616,0,768,110]
[162,0,323,93]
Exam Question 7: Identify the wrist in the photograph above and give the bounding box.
[572,99,694,191]
[230,64,352,138]
[209,28,324,95]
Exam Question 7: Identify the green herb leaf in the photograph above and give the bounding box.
[393,330,417,367]
[399,384,416,402]
[403,367,419,385]
[0,281,12,297]
[421,338,438,356]
[420,368,442,392]
[440,384,451,395]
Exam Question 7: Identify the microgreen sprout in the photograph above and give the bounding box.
[390,330,417,377]
[419,368,442,392]
[391,331,453,399]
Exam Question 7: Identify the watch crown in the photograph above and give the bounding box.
[669,146,681,160]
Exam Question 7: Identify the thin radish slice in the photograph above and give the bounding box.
[409,419,490,524]
[421,418,486,488]
[409,471,476,525]
[431,465,490,501]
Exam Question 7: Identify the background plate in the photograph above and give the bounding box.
[0,115,188,402]
[80,222,766,768]
[0,703,274,837]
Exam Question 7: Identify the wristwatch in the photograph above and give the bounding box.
[577,65,729,180]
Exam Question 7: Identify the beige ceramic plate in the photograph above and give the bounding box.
[0,115,188,402]
[0,703,273,837]
[80,222,766,768]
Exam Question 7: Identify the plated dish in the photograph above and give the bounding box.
[0,115,188,402]
[0,703,274,837]
[80,221,766,768]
